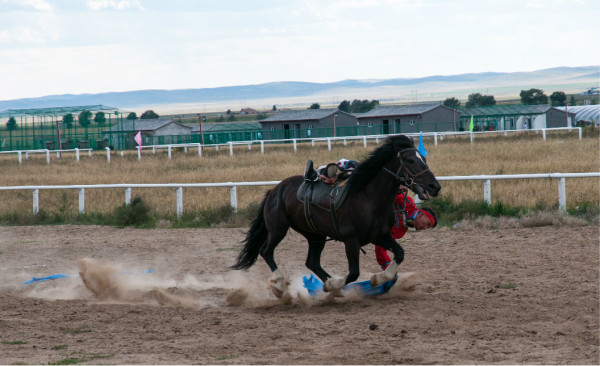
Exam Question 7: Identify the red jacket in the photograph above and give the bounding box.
[375,194,418,267]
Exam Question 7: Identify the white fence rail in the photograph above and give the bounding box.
[0,127,585,164]
[1,173,597,218]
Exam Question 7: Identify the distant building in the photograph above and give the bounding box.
[355,103,459,133]
[240,108,258,114]
[105,118,192,148]
[259,109,358,139]
[458,104,577,131]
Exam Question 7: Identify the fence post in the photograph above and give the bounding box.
[137,147,141,161]
[46,150,50,164]
[125,187,131,205]
[558,177,566,211]
[105,147,111,163]
[363,136,367,148]
[260,141,264,154]
[327,138,331,151]
[230,186,238,213]
[88,149,92,157]
[18,151,22,164]
[176,187,183,219]
[33,189,39,214]
[312,139,315,147]
[542,129,547,141]
[470,132,474,144]
[75,148,80,162]
[293,139,297,153]
[168,145,172,159]
[483,179,491,205]
[197,143,202,157]
[578,127,582,141]
[229,142,234,156]
[79,188,85,214]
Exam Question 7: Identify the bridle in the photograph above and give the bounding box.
[382,147,431,187]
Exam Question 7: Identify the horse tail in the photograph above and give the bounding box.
[230,193,269,270]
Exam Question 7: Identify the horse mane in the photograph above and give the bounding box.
[348,135,414,193]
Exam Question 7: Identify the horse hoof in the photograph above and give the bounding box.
[271,286,284,298]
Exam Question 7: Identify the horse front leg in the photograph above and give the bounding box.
[323,239,361,294]
[370,235,404,287]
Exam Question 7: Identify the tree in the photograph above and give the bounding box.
[227,113,236,122]
[63,113,74,129]
[78,110,92,128]
[520,88,548,105]
[6,116,17,131]
[94,111,106,125]
[550,91,567,106]
[226,109,232,115]
[309,103,320,109]
[569,95,576,106]
[272,105,277,111]
[127,112,137,120]
[465,93,496,107]
[443,97,461,108]
[338,100,351,112]
[140,110,159,119]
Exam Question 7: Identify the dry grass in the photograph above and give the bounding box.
[0,132,598,217]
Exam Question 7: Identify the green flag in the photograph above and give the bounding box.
[469,115,474,132]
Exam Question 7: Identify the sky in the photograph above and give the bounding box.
[0,0,598,101]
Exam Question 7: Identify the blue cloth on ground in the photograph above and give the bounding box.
[23,274,71,284]
[302,273,397,297]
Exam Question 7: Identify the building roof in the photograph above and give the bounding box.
[260,109,340,123]
[457,104,566,117]
[355,102,445,118]
[0,105,125,118]
[556,105,599,123]
[106,118,192,132]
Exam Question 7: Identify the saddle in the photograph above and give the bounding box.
[297,160,353,239]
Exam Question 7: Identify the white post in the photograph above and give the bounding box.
[363,136,367,148]
[470,132,474,144]
[125,187,131,205]
[215,145,219,151]
[197,143,202,157]
[578,128,582,141]
[33,189,39,214]
[248,143,251,150]
[18,151,22,164]
[78,188,85,214]
[434,133,438,146]
[46,150,50,164]
[343,139,347,146]
[184,146,188,153]
[230,186,238,213]
[75,148,80,162]
[168,145,172,159]
[483,179,491,205]
[327,138,331,151]
[88,150,92,157]
[105,147,111,163]
[152,146,156,154]
[176,187,183,219]
[229,142,234,156]
[558,177,566,211]
[311,139,315,147]
[260,141,264,154]
[542,129,547,141]
[293,139,297,153]
[137,147,141,160]
[25,151,29,160]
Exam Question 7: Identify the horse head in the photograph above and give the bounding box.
[389,136,441,200]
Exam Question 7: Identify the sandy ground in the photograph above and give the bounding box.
[0,224,598,365]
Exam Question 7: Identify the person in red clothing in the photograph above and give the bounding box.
[375,186,438,270]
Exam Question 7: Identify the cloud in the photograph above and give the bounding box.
[83,0,144,11]
[0,0,52,11]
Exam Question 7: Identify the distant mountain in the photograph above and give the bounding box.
[1,66,597,113]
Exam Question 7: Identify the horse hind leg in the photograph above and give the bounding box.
[260,230,289,298]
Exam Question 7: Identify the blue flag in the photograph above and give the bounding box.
[417,132,428,158]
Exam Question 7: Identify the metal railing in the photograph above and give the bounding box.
[0,172,597,218]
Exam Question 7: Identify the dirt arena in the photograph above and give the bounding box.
[0,224,598,365]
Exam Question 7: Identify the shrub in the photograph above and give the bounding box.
[112,197,152,227]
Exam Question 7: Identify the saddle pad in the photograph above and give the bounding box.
[296,179,351,211]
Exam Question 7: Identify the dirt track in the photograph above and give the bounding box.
[0,224,598,365]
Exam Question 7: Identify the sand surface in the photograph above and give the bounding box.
[0,224,598,364]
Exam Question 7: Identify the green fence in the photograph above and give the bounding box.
[0,120,454,152]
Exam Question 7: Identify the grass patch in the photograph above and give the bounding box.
[53,344,68,350]
[48,353,112,365]
[1,340,28,345]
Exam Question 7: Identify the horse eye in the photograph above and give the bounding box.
[408,158,415,164]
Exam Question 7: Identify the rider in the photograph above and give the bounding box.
[375,185,438,270]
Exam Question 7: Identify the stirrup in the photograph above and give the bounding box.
[304,160,318,182]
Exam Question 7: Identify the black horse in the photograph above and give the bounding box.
[231,135,441,297]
